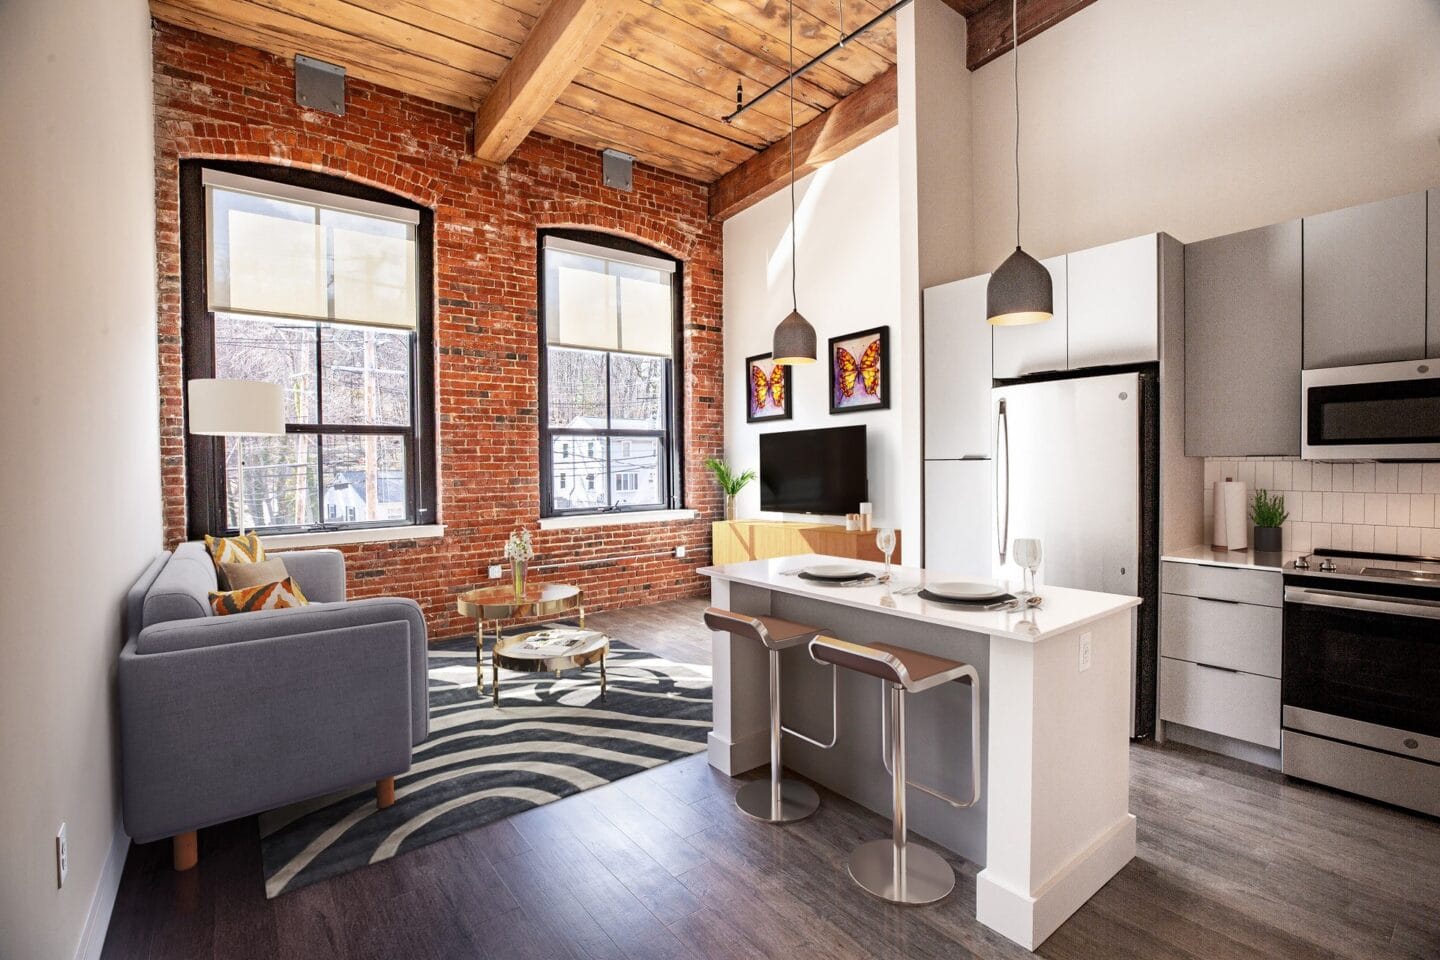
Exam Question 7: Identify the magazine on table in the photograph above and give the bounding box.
[519,628,603,653]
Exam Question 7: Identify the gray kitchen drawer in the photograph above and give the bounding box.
[1160,593,1282,678]
[1160,657,1281,749]
[1161,561,1282,608]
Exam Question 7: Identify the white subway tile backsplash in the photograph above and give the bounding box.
[1352,463,1375,492]
[1352,525,1374,552]
[1413,495,1435,527]
[1364,493,1387,525]
[1386,494,1411,527]
[1200,456,1440,559]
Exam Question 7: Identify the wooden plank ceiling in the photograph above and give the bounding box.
[150,0,1094,206]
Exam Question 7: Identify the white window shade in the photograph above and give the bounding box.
[204,168,419,329]
[544,236,676,357]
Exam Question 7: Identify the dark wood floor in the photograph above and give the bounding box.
[102,598,1440,960]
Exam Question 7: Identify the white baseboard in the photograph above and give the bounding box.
[706,729,767,777]
[75,819,129,960]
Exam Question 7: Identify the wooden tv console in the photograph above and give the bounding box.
[711,520,899,565]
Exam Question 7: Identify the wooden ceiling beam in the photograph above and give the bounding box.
[965,0,1098,70]
[473,0,628,164]
[708,65,895,221]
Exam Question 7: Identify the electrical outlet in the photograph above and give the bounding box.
[56,823,68,888]
[488,564,502,579]
[675,545,687,558]
[1078,632,1093,672]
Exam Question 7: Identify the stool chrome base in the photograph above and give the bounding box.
[735,777,820,823]
[848,839,955,905]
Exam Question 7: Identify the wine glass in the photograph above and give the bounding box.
[1013,538,1042,600]
[876,527,897,579]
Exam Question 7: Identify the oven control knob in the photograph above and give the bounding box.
[1293,556,1310,570]
[1319,558,1337,572]
[1404,738,1420,751]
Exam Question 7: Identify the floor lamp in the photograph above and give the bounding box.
[187,379,286,536]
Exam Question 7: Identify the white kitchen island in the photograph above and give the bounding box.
[699,554,1141,951]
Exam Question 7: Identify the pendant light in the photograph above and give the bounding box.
[987,0,1052,327]
[771,0,817,364]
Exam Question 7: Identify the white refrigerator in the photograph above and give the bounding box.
[924,370,1158,737]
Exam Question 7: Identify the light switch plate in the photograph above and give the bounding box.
[1079,632,1093,672]
[56,823,68,888]
[488,565,502,580]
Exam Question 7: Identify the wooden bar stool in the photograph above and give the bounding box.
[703,607,837,823]
[808,635,982,905]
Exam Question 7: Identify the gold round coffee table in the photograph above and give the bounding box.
[455,583,584,694]
[490,627,610,706]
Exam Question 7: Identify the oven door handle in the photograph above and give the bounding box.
[1284,586,1440,620]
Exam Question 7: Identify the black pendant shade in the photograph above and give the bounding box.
[987,246,1053,326]
[772,308,817,365]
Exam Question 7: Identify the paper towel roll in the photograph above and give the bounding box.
[1212,480,1248,550]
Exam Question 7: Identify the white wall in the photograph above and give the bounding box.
[968,0,1440,274]
[722,129,908,546]
[0,2,161,958]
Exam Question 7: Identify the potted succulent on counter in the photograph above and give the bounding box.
[1250,489,1288,554]
[703,457,755,522]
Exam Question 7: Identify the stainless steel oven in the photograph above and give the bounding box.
[1282,578,1440,816]
[1301,359,1440,460]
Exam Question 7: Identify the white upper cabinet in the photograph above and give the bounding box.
[1067,234,1160,369]
[1429,190,1439,360]
[991,255,1068,379]
[923,274,992,459]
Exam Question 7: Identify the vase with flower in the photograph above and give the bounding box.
[504,528,534,600]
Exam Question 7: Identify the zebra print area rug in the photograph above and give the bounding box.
[257,635,712,897]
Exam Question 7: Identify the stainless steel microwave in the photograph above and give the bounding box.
[1301,359,1440,460]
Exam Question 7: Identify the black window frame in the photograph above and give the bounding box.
[537,228,684,518]
[180,159,438,540]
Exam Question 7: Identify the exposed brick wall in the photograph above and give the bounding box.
[152,21,722,641]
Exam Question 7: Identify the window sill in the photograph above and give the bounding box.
[539,509,699,531]
[262,524,445,549]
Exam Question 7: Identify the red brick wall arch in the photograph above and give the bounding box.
[153,21,724,639]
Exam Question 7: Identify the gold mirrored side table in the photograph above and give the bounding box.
[455,583,584,694]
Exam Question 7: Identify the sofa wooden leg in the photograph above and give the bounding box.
[376,776,396,810]
[173,831,198,872]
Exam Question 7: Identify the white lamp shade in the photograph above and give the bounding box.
[187,379,287,436]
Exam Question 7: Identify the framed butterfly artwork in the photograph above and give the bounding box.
[829,325,889,414]
[745,352,793,423]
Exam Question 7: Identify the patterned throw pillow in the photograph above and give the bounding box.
[209,577,309,616]
[204,532,267,588]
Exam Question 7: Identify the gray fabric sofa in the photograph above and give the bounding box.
[119,542,428,869]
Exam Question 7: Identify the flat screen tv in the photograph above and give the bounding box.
[759,425,868,515]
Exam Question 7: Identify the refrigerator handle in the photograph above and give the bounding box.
[995,399,1009,567]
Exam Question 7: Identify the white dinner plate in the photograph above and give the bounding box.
[925,581,1009,601]
[804,564,869,580]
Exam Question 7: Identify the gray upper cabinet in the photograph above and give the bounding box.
[1185,220,1302,457]
[1303,191,1427,369]
[1429,190,1439,359]
[991,255,1068,379]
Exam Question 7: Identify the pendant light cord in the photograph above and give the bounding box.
[1012,0,1021,248]
[789,0,798,312]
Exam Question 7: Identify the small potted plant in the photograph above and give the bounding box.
[1250,489,1287,554]
[504,528,534,600]
[703,457,756,522]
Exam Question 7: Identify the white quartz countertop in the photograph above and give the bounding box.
[1162,545,1301,572]
[697,554,1140,643]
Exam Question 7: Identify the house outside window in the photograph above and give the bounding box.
[180,161,436,538]
[539,230,682,516]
